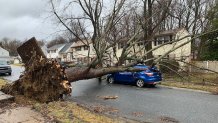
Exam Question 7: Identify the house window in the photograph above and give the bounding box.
[137,42,144,46]
[158,37,164,45]
[155,36,173,45]
[50,50,56,53]
[84,46,89,50]
[163,55,170,60]
[118,43,124,49]
[170,35,173,41]
[63,54,67,59]
[164,36,170,43]
[75,47,81,51]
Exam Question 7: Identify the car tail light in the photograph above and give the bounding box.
[145,72,153,76]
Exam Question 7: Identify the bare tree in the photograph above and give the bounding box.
[47,36,68,48]
[0,38,22,56]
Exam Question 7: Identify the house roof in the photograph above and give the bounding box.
[154,28,186,37]
[47,44,65,51]
[59,42,74,53]
[71,40,92,47]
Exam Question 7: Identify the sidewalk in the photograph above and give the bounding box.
[0,91,46,123]
[0,106,46,123]
[0,91,14,103]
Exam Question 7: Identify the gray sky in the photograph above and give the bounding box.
[0,0,60,41]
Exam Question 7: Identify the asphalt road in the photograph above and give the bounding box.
[2,65,24,82]
[70,79,218,123]
[3,66,218,123]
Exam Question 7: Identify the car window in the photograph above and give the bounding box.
[0,60,8,65]
[134,65,148,69]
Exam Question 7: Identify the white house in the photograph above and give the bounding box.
[114,28,191,64]
[53,28,191,66]
[152,28,191,61]
[70,40,95,64]
[47,44,66,59]
[59,42,74,62]
[0,47,10,61]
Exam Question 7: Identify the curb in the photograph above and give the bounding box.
[159,85,211,94]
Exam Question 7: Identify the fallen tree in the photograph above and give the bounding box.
[1,37,148,102]
[2,31,218,102]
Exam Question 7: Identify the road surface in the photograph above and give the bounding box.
[70,79,218,123]
[2,65,24,82]
[3,66,218,123]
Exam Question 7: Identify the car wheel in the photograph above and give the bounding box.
[108,77,114,84]
[8,72,11,76]
[136,79,144,88]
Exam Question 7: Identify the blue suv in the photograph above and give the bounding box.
[107,65,162,87]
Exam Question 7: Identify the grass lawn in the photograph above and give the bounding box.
[33,101,123,123]
[162,73,218,94]
[0,78,6,89]
[13,95,127,123]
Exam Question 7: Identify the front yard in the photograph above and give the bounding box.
[0,78,131,123]
[162,73,218,94]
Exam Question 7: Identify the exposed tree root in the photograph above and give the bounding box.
[1,37,71,103]
[2,57,71,103]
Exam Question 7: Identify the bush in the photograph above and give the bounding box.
[159,60,180,74]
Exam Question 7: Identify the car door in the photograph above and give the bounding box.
[116,72,134,84]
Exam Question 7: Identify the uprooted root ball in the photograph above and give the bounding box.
[1,57,72,103]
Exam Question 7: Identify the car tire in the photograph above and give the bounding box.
[108,77,114,84]
[136,79,145,88]
[8,72,11,76]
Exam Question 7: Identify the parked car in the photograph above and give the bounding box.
[0,60,12,75]
[107,65,162,87]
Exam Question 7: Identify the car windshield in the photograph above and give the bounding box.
[0,60,8,65]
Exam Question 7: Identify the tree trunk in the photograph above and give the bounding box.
[144,0,153,65]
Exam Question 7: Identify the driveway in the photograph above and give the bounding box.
[70,79,218,123]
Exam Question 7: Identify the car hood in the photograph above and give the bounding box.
[0,65,11,67]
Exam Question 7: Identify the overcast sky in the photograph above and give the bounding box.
[0,0,61,41]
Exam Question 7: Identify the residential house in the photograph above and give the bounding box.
[152,28,191,61]
[0,47,10,61]
[59,42,74,62]
[47,44,66,60]
[70,40,95,64]
[46,41,96,63]
[57,28,191,66]
[114,28,191,64]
